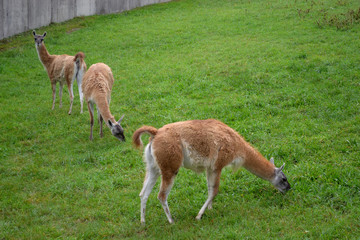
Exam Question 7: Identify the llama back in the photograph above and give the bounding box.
[46,54,75,81]
[147,119,248,172]
[157,119,244,156]
[82,63,114,100]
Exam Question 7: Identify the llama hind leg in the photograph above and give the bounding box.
[140,144,160,224]
[76,69,84,114]
[158,174,176,224]
[59,82,64,109]
[140,166,160,224]
[155,142,182,224]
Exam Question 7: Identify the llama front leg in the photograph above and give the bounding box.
[196,169,221,220]
[87,102,94,140]
[59,82,64,109]
[207,181,213,210]
[67,82,74,115]
[98,112,103,138]
[51,83,56,110]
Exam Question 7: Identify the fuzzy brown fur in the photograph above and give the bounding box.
[133,119,283,224]
[133,119,275,180]
[82,63,115,123]
[82,63,126,141]
[35,40,86,114]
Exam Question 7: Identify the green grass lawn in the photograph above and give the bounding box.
[1,0,359,238]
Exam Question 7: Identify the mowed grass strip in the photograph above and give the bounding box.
[0,0,359,238]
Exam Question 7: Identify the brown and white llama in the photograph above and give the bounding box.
[133,119,291,224]
[82,63,125,141]
[33,31,87,114]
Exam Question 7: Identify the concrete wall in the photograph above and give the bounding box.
[51,0,76,23]
[76,0,97,17]
[0,0,171,40]
[0,0,4,39]
[2,0,28,39]
[28,0,52,30]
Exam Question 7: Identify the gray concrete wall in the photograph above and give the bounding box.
[0,0,4,39]
[0,0,171,40]
[28,0,51,30]
[129,0,141,10]
[51,0,76,23]
[76,0,96,17]
[3,0,28,39]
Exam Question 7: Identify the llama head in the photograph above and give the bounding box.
[108,115,125,142]
[270,158,291,193]
[33,30,46,47]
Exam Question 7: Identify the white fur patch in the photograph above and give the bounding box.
[60,66,65,79]
[35,44,46,71]
[145,143,160,171]
[228,157,245,171]
[72,62,77,81]
[181,141,214,173]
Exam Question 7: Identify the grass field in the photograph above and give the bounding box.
[1,0,360,238]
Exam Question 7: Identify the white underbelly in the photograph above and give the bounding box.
[181,142,214,173]
[182,154,209,173]
[181,141,245,173]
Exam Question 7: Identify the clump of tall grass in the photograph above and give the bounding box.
[316,7,360,29]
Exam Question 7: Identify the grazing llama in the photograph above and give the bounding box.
[82,63,125,141]
[33,31,87,114]
[133,119,291,224]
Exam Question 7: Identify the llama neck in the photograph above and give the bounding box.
[36,43,54,69]
[242,145,275,181]
[96,96,116,126]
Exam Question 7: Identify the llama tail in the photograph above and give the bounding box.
[132,126,158,149]
[74,52,86,71]
[73,52,86,113]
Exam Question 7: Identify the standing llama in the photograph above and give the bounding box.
[133,119,291,224]
[33,31,87,114]
[82,63,125,141]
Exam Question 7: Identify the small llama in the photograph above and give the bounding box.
[33,31,87,114]
[82,63,125,141]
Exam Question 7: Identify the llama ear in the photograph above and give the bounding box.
[270,157,274,164]
[32,30,36,36]
[43,32,47,37]
[279,163,285,171]
[108,120,113,127]
[118,114,124,124]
